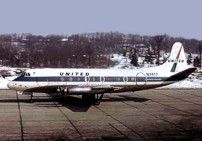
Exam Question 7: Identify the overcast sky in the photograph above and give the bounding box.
[0,0,202,40]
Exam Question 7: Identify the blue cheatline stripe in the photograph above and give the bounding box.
[13,76,180,82]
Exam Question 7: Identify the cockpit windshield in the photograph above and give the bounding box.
[21,72,31,77]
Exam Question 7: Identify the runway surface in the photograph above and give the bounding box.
[0,89,202,140]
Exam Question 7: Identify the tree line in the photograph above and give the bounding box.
[0,32,201,68]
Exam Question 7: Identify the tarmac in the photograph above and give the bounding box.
[0,89,202,141]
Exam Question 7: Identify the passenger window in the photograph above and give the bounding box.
[61,77,64,81]
[131,77,136,81]
[90,77,95,82]
[69,77,73,81]
[124,77,128,82]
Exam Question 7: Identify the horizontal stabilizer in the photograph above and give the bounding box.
[166,68,196,81]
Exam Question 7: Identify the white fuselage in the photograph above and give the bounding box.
[8,66,177,94]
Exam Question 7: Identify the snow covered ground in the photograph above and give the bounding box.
[0,76,17,89]
[0,77,9,89]
[110,54,136,69]
[159,74,202,89]
[0,66,28,89]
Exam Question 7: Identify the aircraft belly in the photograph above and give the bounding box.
[21,79,174,94]
[113,81,171,93]
[8,81,38,91]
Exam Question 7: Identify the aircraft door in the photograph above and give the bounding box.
[100,76,105,85]
[136,72,147,85]
[85,76,90,85]
[124,77,128,85]
[36,77,49,87]
[35,70,52,87]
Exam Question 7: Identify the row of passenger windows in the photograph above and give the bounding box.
[24,76,138,82]
[58,76,136,82]
[23,73,137,82]
[24,73,137,82]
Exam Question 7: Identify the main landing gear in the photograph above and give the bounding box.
[82,94,104,105]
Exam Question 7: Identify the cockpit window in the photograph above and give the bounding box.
[23,73,31,77]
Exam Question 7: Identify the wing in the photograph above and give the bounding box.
[24,84,123,94]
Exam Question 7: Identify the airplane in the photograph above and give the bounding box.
[7,42,196,105]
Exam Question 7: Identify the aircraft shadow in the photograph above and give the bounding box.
[49,94,93,112]
[0,94,150,112]
[102,95,150,103]
[37,94,150,112]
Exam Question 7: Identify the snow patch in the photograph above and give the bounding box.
[0,76,17,89]
[159,74,202,89]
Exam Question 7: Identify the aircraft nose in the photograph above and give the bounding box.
[7,81,15,89]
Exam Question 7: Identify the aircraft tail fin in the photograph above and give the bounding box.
[163,42,188,73]
[168,42,186,61]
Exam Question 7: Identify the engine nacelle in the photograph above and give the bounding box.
[68,87,91,94]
